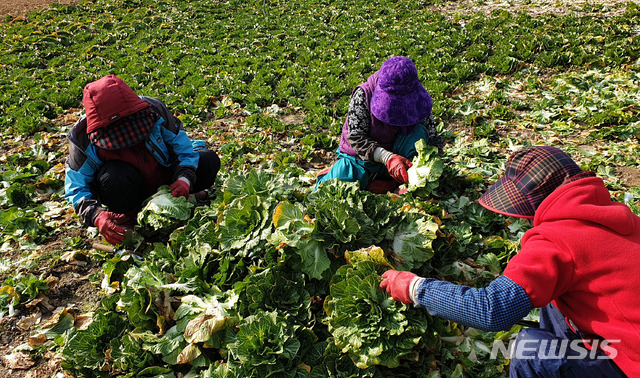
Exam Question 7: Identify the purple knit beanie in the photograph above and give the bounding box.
[370,56,433,127]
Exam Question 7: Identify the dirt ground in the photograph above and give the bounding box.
[0,0,77,17]
[431,0,633,18]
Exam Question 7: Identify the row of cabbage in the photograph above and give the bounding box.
[58,157,525,377]
[1,0,640,136]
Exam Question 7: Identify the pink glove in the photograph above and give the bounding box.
[379,270,417,304]
[94,211,128,245]
[169,179,190,199]
[385,154,412,183]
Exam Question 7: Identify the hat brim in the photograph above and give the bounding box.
[370,84,432,127]
[478,176,535,219]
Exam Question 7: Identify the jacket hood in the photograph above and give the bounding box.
[534,176,636,235]
[83,75,150,133]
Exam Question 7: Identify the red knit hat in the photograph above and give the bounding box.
[83,74,150,133]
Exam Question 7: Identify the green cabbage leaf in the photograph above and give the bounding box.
[402,139,444,195]
[226,310,306,377]
[136,185,196,233]
[391,211,440,271]
[323,246,430,369]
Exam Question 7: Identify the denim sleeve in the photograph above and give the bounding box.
[414,275,533,332]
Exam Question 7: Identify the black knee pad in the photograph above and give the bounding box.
[96,160,145,213]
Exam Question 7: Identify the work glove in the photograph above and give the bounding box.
[169,178,190,199]
[379,270,418,304]
[385,154,412,184]
[94,211,129,245]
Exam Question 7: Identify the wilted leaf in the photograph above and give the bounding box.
[177,343,201,364]
[183,313,227,344]
[28,333,47,347]
[1,351,35,370]
[17,311,41,331]
[25,292,54,311]
[42,309,75,338]
[60,250,88,266]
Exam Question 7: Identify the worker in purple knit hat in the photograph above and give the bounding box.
[64,74,221,245]
[381,146,639,377]
[316,56,444,193]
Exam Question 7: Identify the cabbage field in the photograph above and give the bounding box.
[1,0,640,376]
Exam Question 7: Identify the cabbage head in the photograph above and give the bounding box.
[137,186,196,233]
[324,246,429,369]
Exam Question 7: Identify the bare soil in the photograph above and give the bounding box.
[0,0,77,17]
[430,0,632,19]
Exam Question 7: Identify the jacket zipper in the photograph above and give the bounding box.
[147,137,168,164]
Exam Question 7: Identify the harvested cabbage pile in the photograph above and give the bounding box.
[136,185,196,234]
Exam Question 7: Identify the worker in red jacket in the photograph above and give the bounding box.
[381,146,639,377]
[65,75,220,245]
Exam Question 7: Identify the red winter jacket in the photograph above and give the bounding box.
[504,176,640,376]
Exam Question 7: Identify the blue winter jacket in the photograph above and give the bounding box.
[64,96,200,226]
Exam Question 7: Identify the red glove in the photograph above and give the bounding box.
[385,154,412,183]
[379,270,417,304]
[169,179,190,199]
[94,211,128,245]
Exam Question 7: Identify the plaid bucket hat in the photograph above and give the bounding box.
[478,146,583,219]
[83,75,156,150]
[370,56,432,127]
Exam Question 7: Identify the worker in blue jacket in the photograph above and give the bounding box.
[65,74,220,245]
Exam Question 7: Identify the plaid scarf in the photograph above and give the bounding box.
[89,108,157,150]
